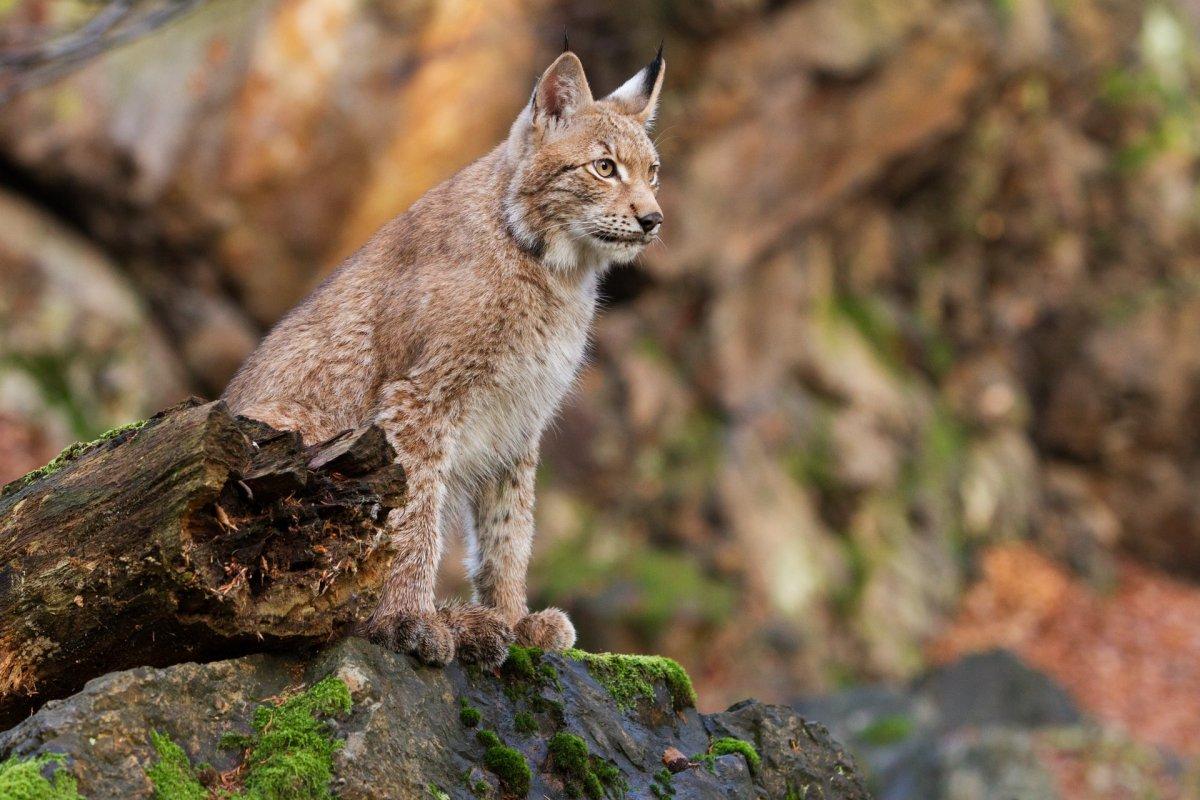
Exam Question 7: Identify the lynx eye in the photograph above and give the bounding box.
[593,158,617,178]
[649,164,660,185]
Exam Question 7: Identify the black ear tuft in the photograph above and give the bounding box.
[562,30,570,53]
[643,43,664,96]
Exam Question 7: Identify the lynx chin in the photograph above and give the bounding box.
[222,48,665,668]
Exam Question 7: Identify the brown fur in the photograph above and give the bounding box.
[223,50,665,668]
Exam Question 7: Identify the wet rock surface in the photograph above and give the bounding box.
[0,639,869,799]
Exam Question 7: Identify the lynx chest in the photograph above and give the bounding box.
[451,284,596,482]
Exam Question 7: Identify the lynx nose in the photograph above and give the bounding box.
[636,211,663,234]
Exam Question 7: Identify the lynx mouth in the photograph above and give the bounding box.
[590,231,650,245]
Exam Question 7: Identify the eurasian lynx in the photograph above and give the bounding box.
[223,47,665,668]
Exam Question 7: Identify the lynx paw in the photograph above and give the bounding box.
[439,603,514,669]
[514,607,576,651]
[364,611,455,666]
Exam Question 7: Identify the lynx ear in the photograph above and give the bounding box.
[604,46,665,127]
[532,52,593,124]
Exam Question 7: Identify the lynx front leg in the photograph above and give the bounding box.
[362,387,456,665]
[471,449,576,652]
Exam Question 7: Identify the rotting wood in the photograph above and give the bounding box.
[0,399,404,726]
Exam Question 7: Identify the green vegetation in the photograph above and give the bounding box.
[147,676,351,800]
[501,645,565,710]
[148,731,207,800]
[474,729,530,798]
[785,400,836,491]
[1,353,93,439]
[503,644,538,682]
[650,768,675,799]
[219,676,351,799]
[540,540,734,642]
[563,650,696,711]
[427,786,450,800]
[546,732,627,799]
[858,714,914,746]
[0,753,84,800]
[461,769,489,797]
[1099,6,1199,173]
[513,711,537,735]
[459,697,481,728]
[832,293,904,374]
[1,418,148,498]
[705,738,761,771]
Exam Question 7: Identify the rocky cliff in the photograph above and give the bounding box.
[0,640,868,799]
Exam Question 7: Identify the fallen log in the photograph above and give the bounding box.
[0,399,403,727]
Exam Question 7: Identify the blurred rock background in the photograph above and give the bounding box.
[5,0,1200,795]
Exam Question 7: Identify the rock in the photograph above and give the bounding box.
[0,640,871,799]
[914,650,1082,731]
[0,190,189,483]
[795,649,1082,799]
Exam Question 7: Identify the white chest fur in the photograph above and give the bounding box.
[450,278,596,484]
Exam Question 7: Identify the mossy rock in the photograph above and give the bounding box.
[0,639,868,799]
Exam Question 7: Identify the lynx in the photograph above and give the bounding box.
[222,47,665,668]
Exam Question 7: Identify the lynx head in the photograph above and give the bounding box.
[504,47,665,272]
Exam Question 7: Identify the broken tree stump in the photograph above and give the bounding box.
[0,399,404,726]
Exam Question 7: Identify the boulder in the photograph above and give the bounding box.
[0,639,870,799]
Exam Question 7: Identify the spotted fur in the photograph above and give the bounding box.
[222,50,665,668]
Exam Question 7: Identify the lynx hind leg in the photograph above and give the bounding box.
[515,608,576,652]
[439,602,514,668]
[233,400,341,445]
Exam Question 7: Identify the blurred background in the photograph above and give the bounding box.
[4,0,1200,796]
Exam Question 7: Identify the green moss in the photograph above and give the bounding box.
[858,714,913,746]
[0,753,84,800]
[546,732,627,799]
[650,768,675,799]
[548,732,589,778]
[147,731,206,800]
[706,738,761,771]
[503,645,539,682]
[1,418,147,498]
[427,786,451,800]
[481,745,530,798]
[220,675,351,799]
[502,645,563,703]
[473,728,531,797]
[537,661,560,689]
[476,729,502,750]
[459,698,481,728]
[513,712,537,735]
[564,650,696,711]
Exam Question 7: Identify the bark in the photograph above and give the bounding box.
[0,399,403,727]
